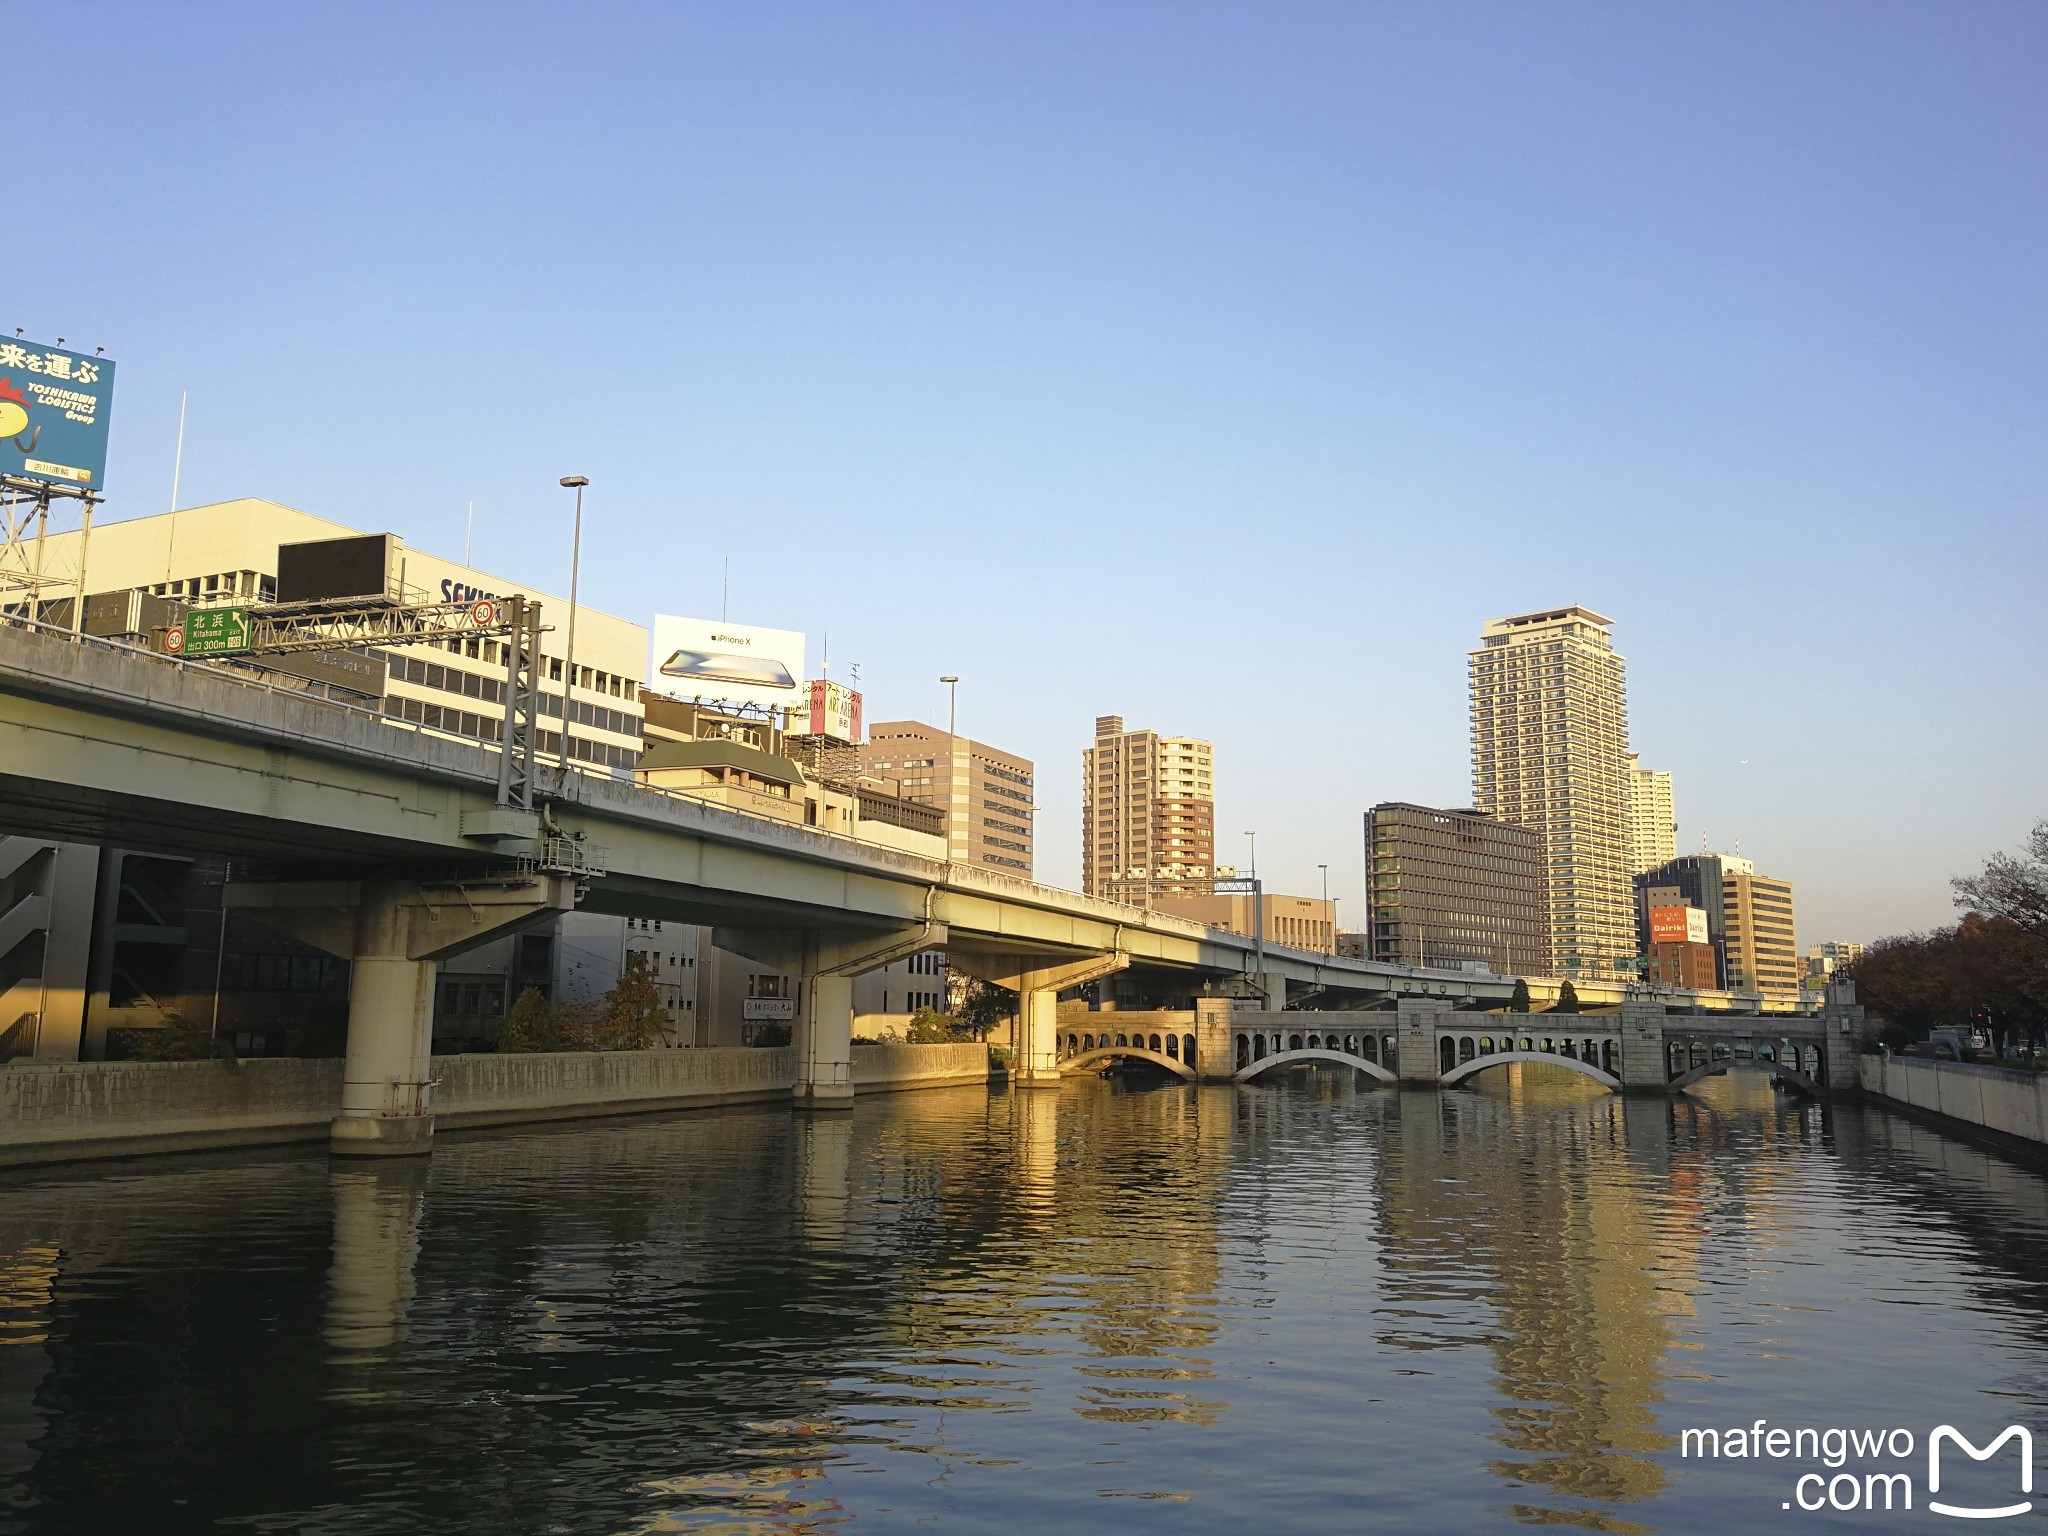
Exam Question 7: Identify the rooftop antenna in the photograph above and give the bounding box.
[464,500,474,566]
[164,391,188,582]
[820,630,829,676]
[721,557,729,622]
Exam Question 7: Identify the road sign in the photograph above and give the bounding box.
[469,598,498,627]
[162,626,185,654]
[183,607,251,656]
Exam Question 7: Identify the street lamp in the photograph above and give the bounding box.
[940,675,959,737]
[1319,863,1330,954]
[558,476,588,778]
[1243,830,1257,877]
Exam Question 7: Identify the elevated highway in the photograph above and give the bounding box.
[0,618,1815,1153]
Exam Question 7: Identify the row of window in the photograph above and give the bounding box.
[223,951,345,994]
[985,833,1029,853]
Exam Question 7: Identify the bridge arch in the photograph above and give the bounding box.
[1438,1050,1622,1091]
[1059,1046,1196,1081]
[1667,1058,1823,1096]
[1235,1047,1397,1085]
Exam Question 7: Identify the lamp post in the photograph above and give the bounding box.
[1319,863,1330,955]
[940,675,959,737]
[557,476,588,778]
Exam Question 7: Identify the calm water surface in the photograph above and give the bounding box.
[5,1068,2048,1533]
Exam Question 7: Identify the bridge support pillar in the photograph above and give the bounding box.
[1395,998,1451,1085]
[1820,980,1864,1090]
[1194,997,1235,1082]
[714,921,948,1110]
[1617,1002,1672,1092]
[231,875,578,1156]
[952,950,1130,1087]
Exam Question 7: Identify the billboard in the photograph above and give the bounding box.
[1649,905,1709,946]
[277,534,399,605]
[799,679,862,743]
[0,342,115,492]
[650,616,805,716]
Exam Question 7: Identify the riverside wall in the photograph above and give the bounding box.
[1857,1054,2048,1158]
[0,1043,991,1168]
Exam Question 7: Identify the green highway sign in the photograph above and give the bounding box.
[183,607,251,656]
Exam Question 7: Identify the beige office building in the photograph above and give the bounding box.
[1723,871,1800,996]
[1623,753,1676,875]
[1469,606,1634,981]
[1082,716,1215,903]
[854,721,1035,873]
[5,498,649,772]
[1154,892,1334,952]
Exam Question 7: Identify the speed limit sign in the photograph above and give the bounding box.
[163,626,186,654]
[469,599,498,628]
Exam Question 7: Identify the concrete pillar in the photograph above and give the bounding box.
[949,949,1129,1091]
[331,888,438,1157]
[1194,996,1235,1082]
[26,843,96,1062]
[1016,985,1063,1089]
[232,874,576,1156]
[1395,997,1451,1085]
[1820,988,1864,1091]
[1254,971,1287,1010]
[796,970,856,1109]
[715,921,947,1111]
[1617,1002,1671,1092]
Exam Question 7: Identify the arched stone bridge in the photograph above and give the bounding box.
[1056,996,1861,1097]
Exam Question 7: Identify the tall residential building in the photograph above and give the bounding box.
[854,721,1035,873]
[1723,871,1800,996]
[1081,716,1215,902]
[1364,803,1549,975]
[1469,606,1634,981]
[1623,753,1676,875]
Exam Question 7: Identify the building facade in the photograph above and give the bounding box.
[1081,715,1215,902]
[0,499,653,1060]
[1153,892,1335,952]
[1623,753,1676,875]
[1722,871,1800,996]
[1363,803,1549,975]
[855,721,1035,873]
[1469,606,1634,981]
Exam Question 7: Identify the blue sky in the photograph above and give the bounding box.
[14,1,2044,942]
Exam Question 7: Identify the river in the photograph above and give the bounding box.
[5,1066,2048,1533]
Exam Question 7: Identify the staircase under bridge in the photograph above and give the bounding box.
[1053,988,1867,1096]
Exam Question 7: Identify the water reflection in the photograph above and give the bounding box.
[2,1073,2048,1532]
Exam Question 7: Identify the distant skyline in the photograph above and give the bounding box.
[12,1,2043,946]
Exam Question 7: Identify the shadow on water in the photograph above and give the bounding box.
[5,1075,2048,1532]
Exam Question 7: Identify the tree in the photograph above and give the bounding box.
[905,1006,961,1043]
[597,958,668,1050]
[951,975,1016,1041]
[1509,978,1531,1013]
[502,986,558,1053]
[1954,820,2048,936]
[1552,980,1581,1014]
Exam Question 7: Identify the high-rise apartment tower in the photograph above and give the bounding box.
[1082,716,1214,902]
[1469,606,1634,980]
[1623,753,1676,875]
